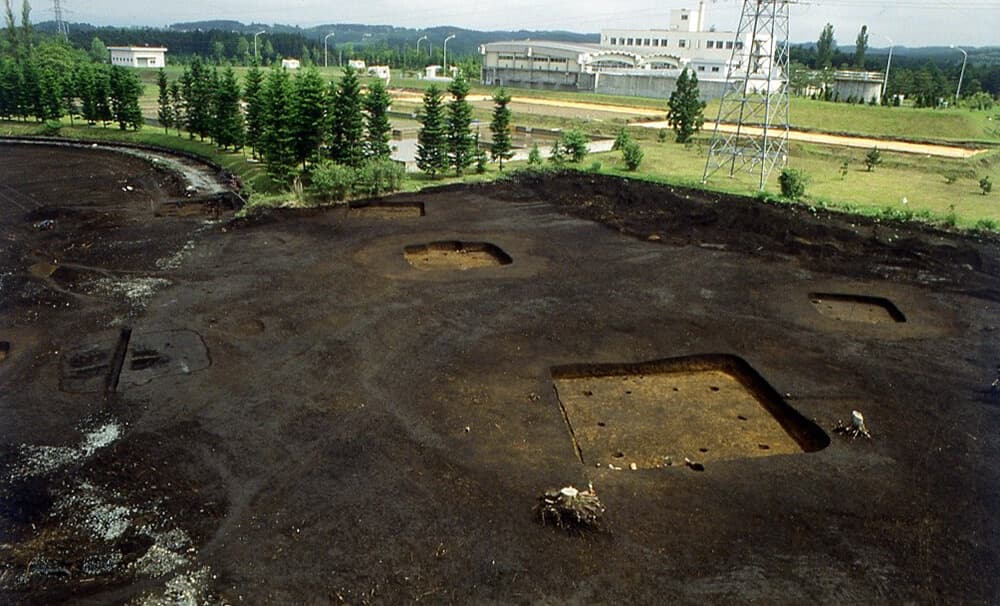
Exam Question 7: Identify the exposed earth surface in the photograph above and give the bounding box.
[1,141,999,604]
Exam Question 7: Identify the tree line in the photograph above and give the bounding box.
[1,1,143,129]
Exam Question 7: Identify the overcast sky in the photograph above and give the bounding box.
[59,0,999,47]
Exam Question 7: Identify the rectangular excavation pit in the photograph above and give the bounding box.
[551,355,829,470]
[404,241,512,271]
[809,292,906,324]
[348,201,425,218]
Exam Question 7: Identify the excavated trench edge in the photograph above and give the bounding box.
[808,292,907,323]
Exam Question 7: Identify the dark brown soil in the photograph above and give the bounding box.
[1,143,999,605]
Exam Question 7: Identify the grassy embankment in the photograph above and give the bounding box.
[9,65,998,229]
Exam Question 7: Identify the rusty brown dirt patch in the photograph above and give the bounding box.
[553,355,829,469]
[404,241,512,271]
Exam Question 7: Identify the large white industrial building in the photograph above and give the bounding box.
[480,3,774,99]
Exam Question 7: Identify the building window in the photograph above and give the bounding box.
[681,14,688,20]
[610,37,617,45]
[627,38,634,46]
[706,41,714,49]
[697,66,705,71]
[679,40,686,48]
[644,39,651,46]
[653,39,660,47]
[661,39,668,47]
[726,41,734,49]
[735,41,744,50]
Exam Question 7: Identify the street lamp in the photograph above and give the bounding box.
[443,34,456,76]
[416,35,428,56]
[950,45,968,104]
[324,32,335,68]
[875,33,893,103]
[253,30,266,61]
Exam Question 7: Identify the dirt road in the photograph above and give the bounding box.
[392,90,988,159]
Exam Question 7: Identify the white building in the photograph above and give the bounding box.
[348,59,367,71]
[281,58,301,70]
[367,65,391,81]
[108,46,167,68]
[480,2,777,100]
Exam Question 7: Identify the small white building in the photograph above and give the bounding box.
[281,58,301,70]
[367,65,391,81]
[349,59,367,71]
[108,46,167,68]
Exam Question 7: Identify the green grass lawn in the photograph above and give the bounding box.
[577,136,999,229]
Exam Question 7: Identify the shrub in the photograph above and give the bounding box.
[561,128,589,163]
[588,160,602,173]
[527,143,542,166]
[310,161,356,202]
[39,120,62,136]
[354,159,406,197]
[657,128,669,143]
[864,147,882,172]
[622,140,644,171]
[612,126,632,151]
[778,168,808,200]
[944,172,959,185]
[974,218,998,232]
[980,176,993,195]
[548,139,565,166]
[839,161,849,179]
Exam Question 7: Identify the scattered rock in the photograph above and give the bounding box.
[684,457,705,472]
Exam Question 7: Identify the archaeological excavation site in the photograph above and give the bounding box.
[1,140,999,604]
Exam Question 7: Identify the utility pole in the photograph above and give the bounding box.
[703,0,791,191]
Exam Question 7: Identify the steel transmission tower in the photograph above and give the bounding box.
[702,0,790,190]
[52,0,69,38]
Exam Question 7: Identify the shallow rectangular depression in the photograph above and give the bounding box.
[809,292,906,324]
[551,354,829,469]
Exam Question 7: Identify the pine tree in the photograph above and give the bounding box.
[243,63,264,155]
[156,69,173,134]
[416,84,448,177]
[213,67,245,150]
[259,66,298,183]
[666,68,705,143]
[446,71,475,176]
[290,66,327,167]
[328,65,365,167]
[489,87,513,170]
[76,63,96,124]
[169,80,184,136]
[108,65,143,130]
[364,78,392,160]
